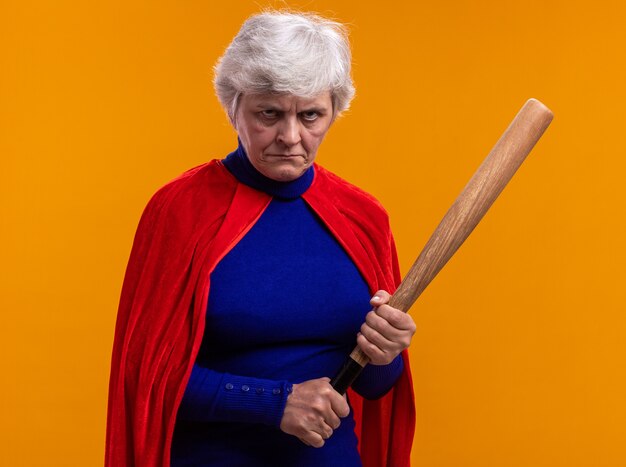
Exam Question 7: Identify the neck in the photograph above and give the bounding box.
[222,142,314,199]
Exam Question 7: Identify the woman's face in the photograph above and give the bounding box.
[234,92,334,182]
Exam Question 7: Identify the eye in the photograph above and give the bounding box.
[300,111,320,122]
[259,109,279,119]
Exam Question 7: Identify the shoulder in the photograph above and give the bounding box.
[148,160,235,207]
[311,164,390,225]
[135,160,238,238]
[143,160,236,216]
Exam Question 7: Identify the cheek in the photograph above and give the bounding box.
[305,129,329,150]
[245,127,276,152]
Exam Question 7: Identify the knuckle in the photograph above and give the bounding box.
[304,413,318,425]
[311,402,325,414]
[374,304,387,316]
[362,340,376,353]
[367,346,382,360]
[386,310,403,325]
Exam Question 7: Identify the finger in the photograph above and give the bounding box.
[374,305,417,332]
[318,421,334,440]
[360,320,398,352]
[365,311,414,351]
[356,331,388,364]
[306,432,326,448]
[315,381,345,424]
[365,309,406,341]
[324,408,341,430]
[328,390,350,419]
[370,290,391,307]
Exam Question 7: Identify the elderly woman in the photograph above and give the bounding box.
[106,11,415,467]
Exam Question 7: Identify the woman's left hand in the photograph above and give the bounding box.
[356,290,416,365]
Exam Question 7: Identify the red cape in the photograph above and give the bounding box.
[106,160,415,466]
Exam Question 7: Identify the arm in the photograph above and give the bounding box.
[177,364,292,427]
[179,365,351,448]
[351,354,404,400]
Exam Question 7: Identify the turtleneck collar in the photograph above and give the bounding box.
[222,141,314,199]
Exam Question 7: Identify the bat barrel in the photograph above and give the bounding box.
[389,98,553,312]
[331,98,553,393]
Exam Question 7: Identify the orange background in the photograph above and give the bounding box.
[2,1,625,466]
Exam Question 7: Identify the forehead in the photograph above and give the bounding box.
[242,92,332,109]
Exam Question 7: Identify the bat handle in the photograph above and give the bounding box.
[330,347,370,395]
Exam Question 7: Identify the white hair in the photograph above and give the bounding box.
[214,11,355,121]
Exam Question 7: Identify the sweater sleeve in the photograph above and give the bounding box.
[177,364,293,427]
[351,354,404,400]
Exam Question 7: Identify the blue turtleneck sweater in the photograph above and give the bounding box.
[170,146,403,466]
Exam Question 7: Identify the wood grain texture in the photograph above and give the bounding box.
[389,98,553,312]
[335,99,553,383]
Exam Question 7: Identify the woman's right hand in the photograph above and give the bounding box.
[279,377,350,447]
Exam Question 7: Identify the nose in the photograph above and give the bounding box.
[276,116,301,147]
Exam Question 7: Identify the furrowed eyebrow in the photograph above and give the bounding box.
[252,102,329,113]
[253,99,285,108]
[255,105,282,111]
[301,107,328,114]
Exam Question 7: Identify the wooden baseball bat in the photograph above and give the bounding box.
[331,98,554,394]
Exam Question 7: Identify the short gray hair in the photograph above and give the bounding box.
[214,11,355,121]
